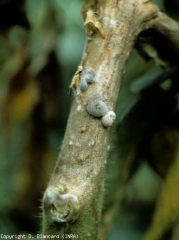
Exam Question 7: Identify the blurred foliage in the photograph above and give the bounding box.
[0,0,85,236]
[0,0,179,240]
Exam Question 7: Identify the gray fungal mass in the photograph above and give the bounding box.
[87,93,108,117]
[79,78,88,91]
[80,67,96,84]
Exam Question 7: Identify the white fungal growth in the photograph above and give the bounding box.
[101,111,116,127]
[69,140,74,146]
[77,105,82,112]
[43,187,79,223]
[88,140,95,147]
[110,19,119,29]
[103,17,119,29]
[87,93,108,117]
[103,17,109,26]
[95,64,105,83]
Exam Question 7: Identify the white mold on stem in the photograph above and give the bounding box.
[101,111,116,127]
[43,187,80,223]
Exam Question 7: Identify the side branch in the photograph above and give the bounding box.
[150,12,179,54]
[138,12,179,66]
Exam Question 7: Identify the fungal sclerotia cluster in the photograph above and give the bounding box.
[69,66,96,95]
[69,66,116,127]
[87,92,116,127]
[79,67,96,92]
